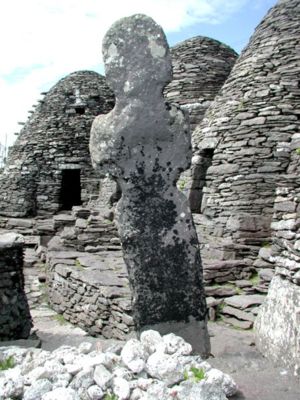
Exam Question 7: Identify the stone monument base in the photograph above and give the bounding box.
[140,316,210,357]
[255,275,300,370]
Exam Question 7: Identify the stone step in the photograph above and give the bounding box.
[222,305,255,323]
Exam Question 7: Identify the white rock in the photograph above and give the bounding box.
[0,346,28,365]
[51,346,79,364]
[140,330,165,354]
[61,351,78,365]
[23,379,53,400]
[113,366,133,381]
[87,385,104,400]
[92,352,121,370]
[206,368,237,397]
[0,366,24,399]
[175,380,227,400]
[41,387,80,400]
[52,376,71,389]
[113,377,130,399]
[31,350,52,368]
[69,367,94,390]
[44,360,66,381]
[24,366,47,384]
[163,333,192,356]
[121,339,147,373]
[93,364,113,390]
[146,380,169,398]
[146,352,184,385]
[136,377,154,390]
[78,342,93,354]
[130,387,147,400]
[65,362,83,375]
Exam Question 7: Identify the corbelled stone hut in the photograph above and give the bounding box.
[164,37,237,210]
[165,36,237,133]
[192,0,300,261]
[0,71,114,217]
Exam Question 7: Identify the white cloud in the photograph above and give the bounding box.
[0,0,248,146]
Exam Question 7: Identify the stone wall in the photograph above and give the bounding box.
[192,0,300,261]
[255,129,300,369]
[0,71,114,217]
[0,233,32,340]
[165,36,237,132]
[45,206,134,340]
[164,37,237,212]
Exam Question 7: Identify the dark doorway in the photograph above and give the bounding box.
[189,148,214,213]
[60,169,82,210]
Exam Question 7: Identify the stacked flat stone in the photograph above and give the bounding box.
[47,249,132,340]
[0,71,114,217]
[255,128,300,370]
[192,0,300,263]
[164,37,237,211]
[0,233,32,340]
[44,201,133,340]
[164,36,237,132]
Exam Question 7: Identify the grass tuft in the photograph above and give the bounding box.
[0,356,15,371]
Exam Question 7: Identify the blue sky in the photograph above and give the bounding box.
[0,0,277,147]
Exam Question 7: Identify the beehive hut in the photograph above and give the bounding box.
[192,0,300,262]
[164,37,237,210]
[0,71,114,217]
[164,36,237,133]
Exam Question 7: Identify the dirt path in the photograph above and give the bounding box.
[208,322,299,400]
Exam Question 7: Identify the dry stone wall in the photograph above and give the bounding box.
[164,37,237,211]
[255,130,300,370]
[45,206,133,340]
[0,233,32,340]
[0,71,114,217]
[193,0,300,261]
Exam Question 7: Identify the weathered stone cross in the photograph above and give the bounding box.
[90,14,210,356]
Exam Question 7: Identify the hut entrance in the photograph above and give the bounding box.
[60,169,81,210]
[190,148,214,213]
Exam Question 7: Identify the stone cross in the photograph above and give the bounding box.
[90,14,210,356]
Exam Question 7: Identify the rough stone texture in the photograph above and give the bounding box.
[192,0,300,264]
[255,276,300,370]
[0,331,237,400]
[0,233,32,340]
[164,37,237,212]
[90,14,210,356]
[44,206,133,341]
[0,71,114,217]
[255,121,300,370]
[164,36,237,133]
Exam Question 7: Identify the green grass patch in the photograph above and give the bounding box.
[215,302,225,321]
[104,392,118,400]
[0,356,15,371]
[296,148,300,155]
[262,241,271,248]
[74,259,84,270]
[250,272,260,285]
[178,178,187,191]
[53,314,68,325]
[184,366,206,382]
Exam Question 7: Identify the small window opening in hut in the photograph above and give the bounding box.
[75,106,85,115]
[190,148,214,213]
[60,169,82,210]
